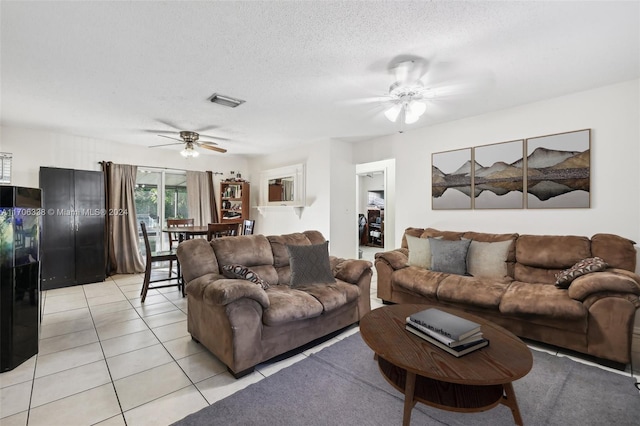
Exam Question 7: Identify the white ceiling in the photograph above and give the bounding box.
[1,1,638,156]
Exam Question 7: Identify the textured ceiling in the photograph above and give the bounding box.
[1,1,638,156]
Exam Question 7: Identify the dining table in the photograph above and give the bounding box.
[162,225,209,243]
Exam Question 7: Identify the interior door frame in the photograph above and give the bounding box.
[355,159,396,252]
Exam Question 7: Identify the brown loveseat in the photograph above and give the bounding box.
[375,227,640,365]
[177,230,372,377]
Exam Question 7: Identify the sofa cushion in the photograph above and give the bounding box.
[420,227,465,241]
[499,281,587,320]
[295,281,360,313]
[268,233,312,268]
[514,263,562,284]
[211,234,274,269]
[262,286,324,325]
[429,238,471,275]
[516,235,591,269]
[437,274,511,309]
[555,257,608,288]
[466,239,513,279]
[222,264,269,290]
[591,233,637,272]
[392,266,448,299]
[287,241,336,287]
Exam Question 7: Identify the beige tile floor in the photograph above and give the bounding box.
[1,246,638,425]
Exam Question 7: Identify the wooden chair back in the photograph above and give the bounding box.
[167,218,194,248]
[207,223,240,240]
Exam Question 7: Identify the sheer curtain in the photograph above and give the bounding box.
[187,171,215,226]
[101,162,145,274]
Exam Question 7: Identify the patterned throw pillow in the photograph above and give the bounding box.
[222,264,269,290]
[286,241,336,287]
[555,257,608,288]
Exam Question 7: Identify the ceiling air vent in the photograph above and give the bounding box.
[209,93,245,108]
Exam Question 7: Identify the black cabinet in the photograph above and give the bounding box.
[39,167,106,290]
[0,186,41,372]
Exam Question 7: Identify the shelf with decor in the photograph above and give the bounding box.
[219,181,250,223]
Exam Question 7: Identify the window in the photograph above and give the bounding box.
[134,168,187,252]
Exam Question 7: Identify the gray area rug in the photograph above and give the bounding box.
[173,333,640,426]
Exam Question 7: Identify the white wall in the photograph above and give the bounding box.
[247,139,357,258]
[248,141,331,239]
[328,139,357,258]
[352,79,640,247]
[0,125,250,200]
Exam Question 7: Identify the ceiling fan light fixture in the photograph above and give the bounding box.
[384,104,402,122]
[181,143,199,158]
[209,93,246,108]
[405,100,426,123]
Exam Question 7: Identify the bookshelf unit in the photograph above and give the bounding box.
[219,181,250,224]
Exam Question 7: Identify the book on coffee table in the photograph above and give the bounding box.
[405,317,484,347]
[408,308,481,341]
[405,322,489,357]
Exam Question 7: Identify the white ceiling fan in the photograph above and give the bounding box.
[149,131,227,157]
[366,55,491,133]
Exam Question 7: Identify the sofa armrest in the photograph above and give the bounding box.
[330,257,372,283]
[374,249,409,270]
[567,269,640,301]
[197,278,270,308]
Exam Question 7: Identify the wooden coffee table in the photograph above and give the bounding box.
[360,304,533,426]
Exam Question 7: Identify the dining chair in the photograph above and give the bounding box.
[242,219,255,235]
[167,218,194,275]
[140,222,183,303]
[207,222,240,241]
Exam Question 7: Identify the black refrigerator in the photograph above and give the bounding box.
[0,186,41,372]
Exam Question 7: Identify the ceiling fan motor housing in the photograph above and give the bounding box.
[179,131,199,142]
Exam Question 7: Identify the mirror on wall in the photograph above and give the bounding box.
[259,163,306,207]
[268,177,295,202]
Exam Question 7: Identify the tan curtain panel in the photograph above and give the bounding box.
[187,171,213,226]
[106,163,145,274]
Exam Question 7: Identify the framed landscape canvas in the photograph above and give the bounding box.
[432,148,472,210]
[525,129,590,208]
[473,140,524,209]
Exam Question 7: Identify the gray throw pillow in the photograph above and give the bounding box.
[286,241,336,287]
[429,238,472,275]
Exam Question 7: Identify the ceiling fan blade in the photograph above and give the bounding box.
[199,134,230,142]
[197,140,219,146]
[197,143,227,153]
[195,125,220,133]
[157,134,184,142]
[155,119,182,130]
[337,95,392,106]
[149,142,184,148]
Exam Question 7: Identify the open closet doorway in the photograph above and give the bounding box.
[356,159,396,260]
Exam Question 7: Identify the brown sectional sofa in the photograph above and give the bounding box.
[177,230,372,377]
[375,227,640,365]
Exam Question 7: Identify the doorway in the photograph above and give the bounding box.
[356,159,396,255]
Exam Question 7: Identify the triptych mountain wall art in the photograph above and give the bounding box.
[431,129,590,209]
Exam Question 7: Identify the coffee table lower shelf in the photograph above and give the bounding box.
[378,356,523,426]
